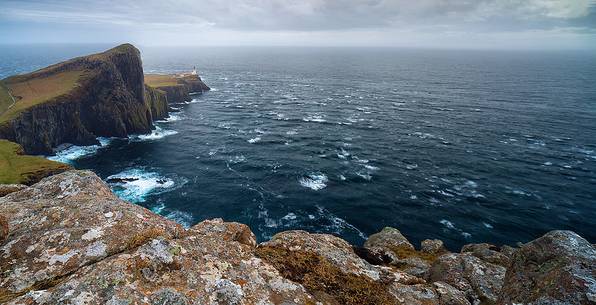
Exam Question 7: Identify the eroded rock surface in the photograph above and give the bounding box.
[1,170,594,305]
[498,230,596,305]
[0,184,27,197]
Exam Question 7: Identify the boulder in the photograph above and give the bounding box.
[429,253,506,305]
[460,243,511,267]
[421,239,448,255]
[364,227,415,258]
[0,184,27,197]
[497,230,596,305]
[257,230,428,305]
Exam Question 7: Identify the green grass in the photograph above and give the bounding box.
[0,140,71,185]
[144,74,181,88]
[0,70,84,123]
[0,82,14,115]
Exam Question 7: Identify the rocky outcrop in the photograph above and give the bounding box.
[144,85,169,120]
[498,230,596,305]
[1,171,594,304]
[145,74,210,105]
[0,184,27,197]
[0,44,208,155]
[0,44,158,154]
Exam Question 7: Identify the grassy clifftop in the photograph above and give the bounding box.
[0,139,71,184]
[0,70,85,123]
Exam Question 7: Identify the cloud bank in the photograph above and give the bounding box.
[1,0,595,48]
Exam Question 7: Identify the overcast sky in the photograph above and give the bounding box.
[1,0,595,49]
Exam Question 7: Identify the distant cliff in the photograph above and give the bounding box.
[145,73,210,106]
[1,171,594,305]
[0,44,209,155]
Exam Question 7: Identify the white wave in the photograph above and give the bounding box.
[356,172,372,181]
[47,137,112,164]
[302,114,326,123]
[316,206,367,240]
[151,201,166,214]
[187,98,200,104]
[155,113,183,123]
[440,219,472,238]
[107,169,180,203]
[229,155,246,164]
[363,164,379,171]
[299,173,328,190]
[337,148,350,159]
[164,210,193,228]
[286,130,298,135]
[132,126,178,141]
[248,137,261,144]
[210,87,219,91]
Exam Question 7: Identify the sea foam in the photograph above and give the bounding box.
[106,169,179,203]
[299,173,328,190]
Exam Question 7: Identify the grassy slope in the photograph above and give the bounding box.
[144,74,181,88]
[0,70,84,123]
[0,140,71,185]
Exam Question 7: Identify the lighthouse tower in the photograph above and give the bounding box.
[191,66,197,75]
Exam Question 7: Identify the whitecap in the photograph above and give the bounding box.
[356,172,372,181]
[302,114,326,123]
[164,210,193,228]
[132,126,178,141]
[106,169,181,203]
[440,219,455,229]
[286,130,298,135]
[229,155,246,164]
[363,164,379,171]
[48,137,112,164]
[155,113,183,123]
[299,173,328,190]
[248,137,261,144]
[316,206,367,240]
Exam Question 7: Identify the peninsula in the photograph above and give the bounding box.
[0,44,209,184]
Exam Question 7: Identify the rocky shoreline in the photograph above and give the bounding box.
[1,171,594,304]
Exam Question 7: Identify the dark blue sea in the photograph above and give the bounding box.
[1,45,595,250]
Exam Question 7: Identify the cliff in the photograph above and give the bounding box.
[145,73,210,105]
[1,171,594,305]
[0,44,153,154]
[0,44,209,156]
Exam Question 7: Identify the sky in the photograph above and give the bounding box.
[1,0,595,49]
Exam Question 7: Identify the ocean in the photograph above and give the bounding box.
[1,45,595,249]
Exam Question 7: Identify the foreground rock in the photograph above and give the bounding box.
[0,171,314,304]
[498,230,596,305]
[0,183,27,197]
[1,171,594,304]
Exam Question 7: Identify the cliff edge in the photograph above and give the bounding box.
[0,44,208,156]
[1,171,594,305]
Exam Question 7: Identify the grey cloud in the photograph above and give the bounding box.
[2,0,594,32]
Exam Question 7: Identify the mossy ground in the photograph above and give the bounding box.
[256,246,395,305]
[144,74,181,88]
[0,140,71,185]
[0,70,84,123]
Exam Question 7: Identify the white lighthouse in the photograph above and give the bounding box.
[191,66,197,75]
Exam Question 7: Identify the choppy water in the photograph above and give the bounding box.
[2,45,595,249]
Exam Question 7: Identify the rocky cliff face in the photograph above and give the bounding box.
[145,74,211,106]
[0,44,185,155]
[144,85,169,120]
[1,171,594,305]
